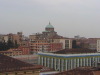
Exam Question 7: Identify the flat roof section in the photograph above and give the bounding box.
[38,52,100,58]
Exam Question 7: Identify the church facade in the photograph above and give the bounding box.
[29,22,72,52]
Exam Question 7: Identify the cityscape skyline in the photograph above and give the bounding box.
[0,0,100,38]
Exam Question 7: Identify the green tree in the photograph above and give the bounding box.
[72,40,77,48]
[7,38,14,49]
[14,40,19,48]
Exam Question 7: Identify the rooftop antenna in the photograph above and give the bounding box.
[49,21,51,25]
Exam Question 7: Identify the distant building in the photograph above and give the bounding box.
[52,38,72,49]
[0,49,23,56]
[8,32,23,45]
[21,40,30,47]
[30,40,50,52]
[50,43,63,52]
[18,46,30,55]
[97,39,100,52]
[0,46,31,56]
[72,38,100,50]
[29,34,37,41]
[0,32,23,44]
[88,38,98,50]
[74,35,86,39]
[0,34,9,42]
[3,35,9,42]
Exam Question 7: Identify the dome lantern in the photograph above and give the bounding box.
[45,22,54,29]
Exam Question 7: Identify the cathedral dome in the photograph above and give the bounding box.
[45,22,54,29]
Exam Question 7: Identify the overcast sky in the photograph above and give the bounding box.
[0,0,100,38]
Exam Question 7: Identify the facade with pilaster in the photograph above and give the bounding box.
[38,52,100,72]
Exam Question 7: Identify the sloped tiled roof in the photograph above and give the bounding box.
[0,54,41,72]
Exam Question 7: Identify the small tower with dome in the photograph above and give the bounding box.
[42,22,57,39]
[45,22,54,32]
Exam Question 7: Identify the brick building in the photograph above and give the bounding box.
[18,46,30,55]
[8,32,23,45]
[72,38,100,50]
